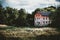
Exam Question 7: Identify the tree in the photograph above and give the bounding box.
[49,7,60,27]
[10,8,19,26]
[16,8,27,26]
[2,7,18,26]
[44,6,56,12]
[32,8,41,16]
[0,3,5,24]
[0,1,2,8]
[4,7,13,25]
[26,14,33,26]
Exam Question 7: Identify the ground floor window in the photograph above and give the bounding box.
[37,22,40,25]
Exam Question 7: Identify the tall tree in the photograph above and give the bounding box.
[16,8,27,26]
[4,7,18,25]
[26,14,33,26]
[49,7,60,27]
[0,3,5,24]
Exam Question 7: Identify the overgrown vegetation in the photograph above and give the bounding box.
[0,26,60,40]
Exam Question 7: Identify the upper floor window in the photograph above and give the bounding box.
[46,18,47,20]
[43,18,45,20]
[43,17,48,20]
[37,18,40,19]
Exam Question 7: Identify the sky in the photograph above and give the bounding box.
[0,0,60,13]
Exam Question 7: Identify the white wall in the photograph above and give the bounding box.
[34,17,51,26]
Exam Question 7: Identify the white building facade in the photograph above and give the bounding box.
[34,11,51,26]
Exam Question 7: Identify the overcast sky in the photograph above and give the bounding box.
[1,0,60,13]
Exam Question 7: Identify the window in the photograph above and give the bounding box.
[43,21,45,24]
[37,22,40,25]
[37,18,40,19]
[46,18,47,20]
[43,18,45,20]
[43,21,48,24]
[46,21,47,23]
[43,17,48,20]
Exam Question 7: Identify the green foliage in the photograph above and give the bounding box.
[44,6,56,12]
[32,8,41,16]
[26,14,33,26]
[15,8,27,26]
[0,4,27,27]
[49,7,60,27]
[0,4,5,24]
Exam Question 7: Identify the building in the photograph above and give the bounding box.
[34,11,51,26]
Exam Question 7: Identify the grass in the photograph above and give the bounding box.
[0,26,60,40]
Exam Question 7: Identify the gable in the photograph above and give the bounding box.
[35,13,41,18]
